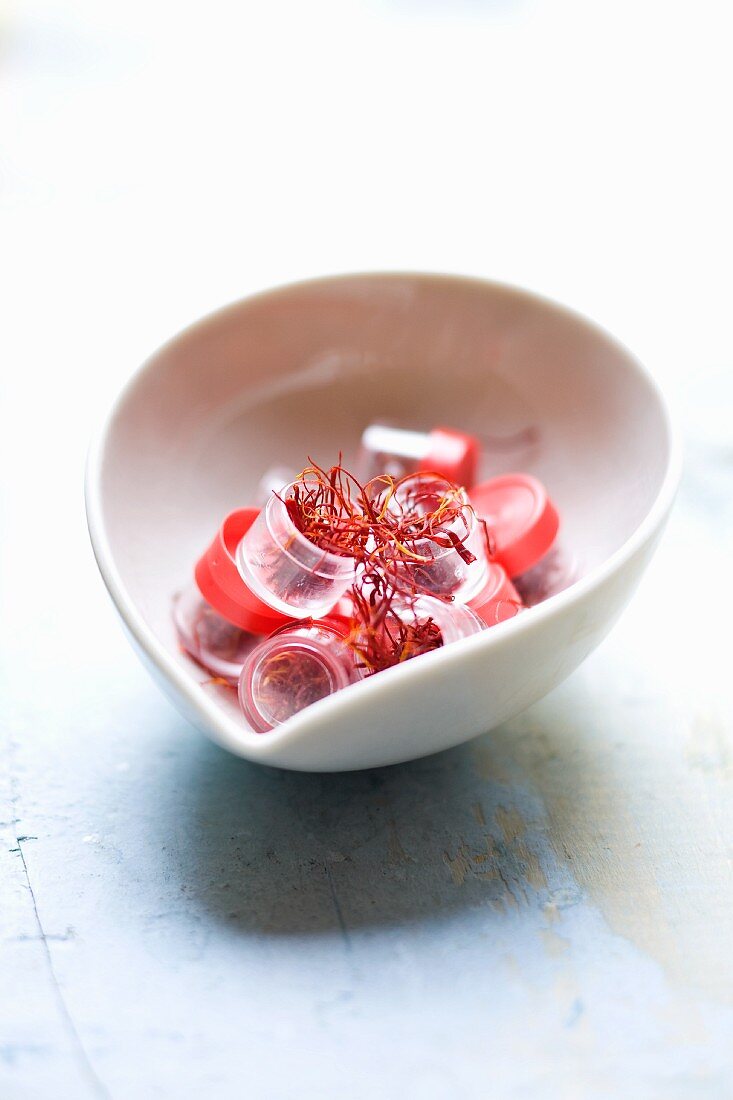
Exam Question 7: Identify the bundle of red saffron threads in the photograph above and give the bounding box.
[280,462,477,583]
[269,458,484,675]
[175,440,558,732]
[343,575,444,675]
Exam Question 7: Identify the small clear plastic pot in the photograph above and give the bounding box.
[380,475,490,601]
[238,620,359,732]
[360,423,480,486]
[235,484,358,618]
[348,591,486,675]
[406,594,486,644]
[172,585,259,685]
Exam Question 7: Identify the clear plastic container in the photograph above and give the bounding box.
[360,423,479,486]
[235,484,357,618]
[406,594,486,644]
[173,584,259,685]
[347,590,486,674]
[238,621,359,732]
[384,475,490,601]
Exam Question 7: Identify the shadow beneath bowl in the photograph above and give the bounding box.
[160,689,588,937]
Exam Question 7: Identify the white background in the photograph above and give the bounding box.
[2,2,732,1097]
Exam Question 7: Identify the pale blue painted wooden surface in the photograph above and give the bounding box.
[2,2,732,1096]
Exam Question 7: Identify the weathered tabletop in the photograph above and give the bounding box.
[2,2,732,1097]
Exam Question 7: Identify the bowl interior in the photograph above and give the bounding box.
[94,274,671,735]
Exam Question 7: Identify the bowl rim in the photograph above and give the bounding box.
[85,271,682,760]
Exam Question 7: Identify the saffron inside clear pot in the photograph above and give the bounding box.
[173,584,259,685]
[512,544,578,606]
[377,474,490,601]
[238,621,359,732]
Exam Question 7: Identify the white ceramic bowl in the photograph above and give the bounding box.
[86,273,679,771]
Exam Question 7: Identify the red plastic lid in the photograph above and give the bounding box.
[468,561,524,626]
[423,427,480,488]
[469,474,559,578]
[195,508,291,635]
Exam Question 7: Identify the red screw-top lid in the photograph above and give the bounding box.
[423,427,480,488]
[195,508,291,635]
[469,474,559,578]
[468,560,524,626]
